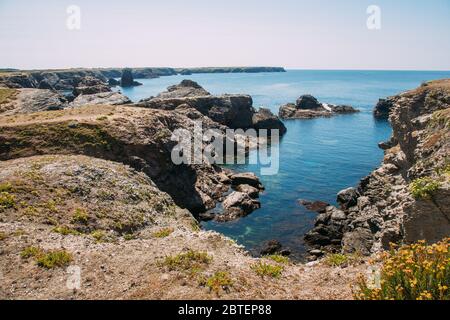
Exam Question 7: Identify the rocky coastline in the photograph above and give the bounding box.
[1,70,448,299]
[303,79,450,260]
[0,67,285,91]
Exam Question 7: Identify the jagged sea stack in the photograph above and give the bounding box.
[120,68,142,87]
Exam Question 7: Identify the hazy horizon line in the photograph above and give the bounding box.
[2,66,450,73]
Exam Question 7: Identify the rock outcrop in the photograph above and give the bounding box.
[72,76,111,96]
[373,97,396,120]
[0,72,38,88]
[304,79,450,256]
[252,108,287,136]
[137,80,287,134]
[279,95,359,119]
[0,88,67,115]
[156,79,210,98]
[120,69,143,87]
[69,91,131,107]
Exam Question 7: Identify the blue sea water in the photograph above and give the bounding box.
[117,70,450,259]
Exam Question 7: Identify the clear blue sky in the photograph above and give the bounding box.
[0,0,449,70]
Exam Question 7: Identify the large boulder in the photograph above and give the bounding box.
[230,172,264,190]
[218,191,261,221]
[337,187,360,210]
[252,108,287,136]
[296,94,322,109]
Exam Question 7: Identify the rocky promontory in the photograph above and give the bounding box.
[137,80,287,134]
[304,79,450,257]
[279,95,359,119]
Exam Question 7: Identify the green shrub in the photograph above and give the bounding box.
[251,261,283,278]
[266,254,290,264]
[152,227,174,238]
[325,253,349,267]
[0,182,12,192]
[72,208,89,224]
[409,177,440,199]
[162,250,212,273]
[205,271,233,294]
[0,192,16,211]
[355,238,450,300]
[91,230,106,242]
[20,246,43,259]
[36,250,73,269]
[52,226,80,236]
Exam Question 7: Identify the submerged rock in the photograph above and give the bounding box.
[299,200,330,213]
[260,240,283,256]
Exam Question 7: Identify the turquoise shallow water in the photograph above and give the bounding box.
[117,70,450,259]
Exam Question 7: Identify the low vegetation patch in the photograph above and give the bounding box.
[0,231,7,241]
[72,208,89,224]
[161,250,212,273]
[21,246,73,269]
[409,177,440,199]
[36,250,73,269]
[0,192,16,211]
[152,227,174,238]
[266,254,290,264]
[0,182,13,192]
[355,238,450,300]
[325,253,350,267]
[204,271,233,294]
[91,230,107,242]
[21,246,43,259]
[52,226,81,236]
[0,88,18,105]
[251,261,283,278]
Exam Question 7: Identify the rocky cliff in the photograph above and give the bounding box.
[304,80,450,257]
